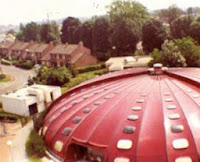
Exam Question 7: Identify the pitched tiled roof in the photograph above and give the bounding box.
[11,41,30,50]
[27,43,49,53]
[42,68,200,161]
[0,41,14,48]
[50,44,78,55]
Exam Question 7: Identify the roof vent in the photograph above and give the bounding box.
[175,157,192,162]
[72,116,82,124]
[172,138,189,149]
[117,139,133,150]
[114,158,130,162]
[83,108,91,114]
[148,63,168,75]
[132,106,142,111]
[123,126,136,134]
[62,127,72,136]
[171,125,184,133]
[127,115,139,121]
[168,113,180,120]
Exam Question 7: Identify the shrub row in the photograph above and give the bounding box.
[77,63,105,74]
[16,60,35,69]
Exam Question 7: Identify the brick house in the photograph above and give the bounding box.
[24,43,54,64]
[10,41,32,59]
[0,41,15,58]
[42,42,97,67]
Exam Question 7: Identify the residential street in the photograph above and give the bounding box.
[0,64,35,97]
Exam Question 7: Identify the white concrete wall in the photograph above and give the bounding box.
[53,87,61,100]
[2,97,28,116]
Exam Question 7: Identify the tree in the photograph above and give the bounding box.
[16,22,41,42]
[111,20,140,56]
[92,17,111,54]
[154,5,184,26]
[40,21,61,44]
[173,37,200,67]
[170,15,193,39]
[161,41,186,67]
[142,19,167,53]
[189,20,200,44]
[61,17,81,44]
[79,21,93,49]
[107,0,149,32]
[148,41,186,67]
[34,66,71,86]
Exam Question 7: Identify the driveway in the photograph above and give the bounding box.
[0,64,35,97]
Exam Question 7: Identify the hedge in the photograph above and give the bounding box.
[77,63,105,74]
[26,129,46,158]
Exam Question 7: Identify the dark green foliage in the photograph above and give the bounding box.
[79,21,93,49]
[0,74,6,80]
[16,22,41,42]
[148,41,186,67]
[61,17,81,43]
[34,66,71,86]
[111,20,140,55]
[26,129,46,158]
[92,17,111,53]
[173,37,200,67]
[170,16,193,39]
[153,5,184,26]
[40,21,61,43]
[77,63,105,74]
[16,60,34,69]
[33,111,47,132]
[142,19,167,53]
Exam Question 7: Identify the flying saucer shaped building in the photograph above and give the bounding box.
[42,67,200,162]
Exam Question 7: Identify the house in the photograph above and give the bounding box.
[1,84,61,116]
[24,43,54,64]
[0,41,15,58]
[10,41,32,59]
[42,42,97,67]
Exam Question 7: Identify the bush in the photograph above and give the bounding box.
[0,74,6,80]
[148,41,186,67]
[16,60,34,69]
[34,66,71,86]
[77,63,105,74]
[26,129,46,158]
[173,37,200,67]
[33,111,47,132]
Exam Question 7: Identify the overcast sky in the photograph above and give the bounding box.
[1,0,200,25]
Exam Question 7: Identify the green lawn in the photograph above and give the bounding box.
[61,68,108,94]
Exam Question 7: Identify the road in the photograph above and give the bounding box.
[0,64,35,96]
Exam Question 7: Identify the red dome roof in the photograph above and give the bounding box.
[42,68,200,162]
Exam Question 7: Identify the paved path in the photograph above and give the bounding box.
[0,65,35,97]
[11,121,33,162]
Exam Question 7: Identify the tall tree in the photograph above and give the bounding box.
[92,17,111,53]
[79,21,93,49]
[170,15,193,39]
[142,19,167,53]
[111,20,140,55]
[108,0,149,32]
[17,22,41,42]
[107,0,149,55]
[40,21,61,44]
[61,17,81,44]
[154,5,184,26]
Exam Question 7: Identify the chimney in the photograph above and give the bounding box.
[79,41,83,47]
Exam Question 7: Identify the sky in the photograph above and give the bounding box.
[1,0,200,25]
